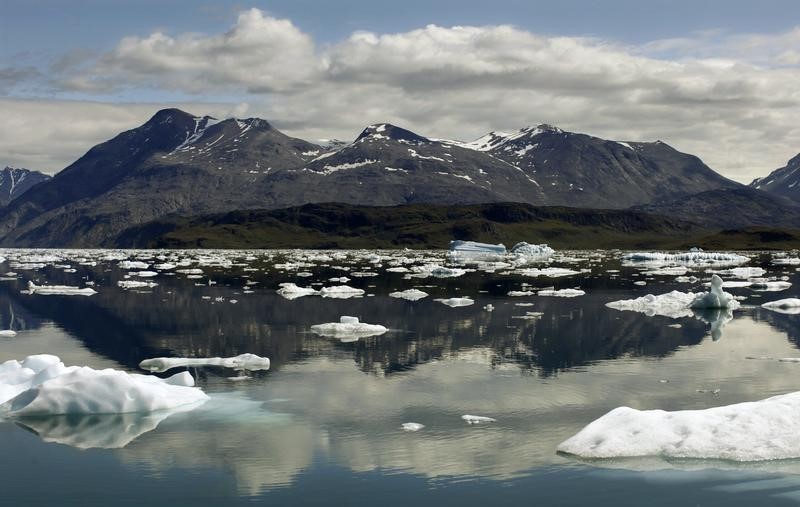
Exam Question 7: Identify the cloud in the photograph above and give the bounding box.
[4,10,800,182]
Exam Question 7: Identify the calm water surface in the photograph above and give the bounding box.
[1,248,800,506]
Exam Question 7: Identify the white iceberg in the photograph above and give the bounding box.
[750,280,792,292]
[319,285,365,299]
[0,330,17,337]
[26,281,97,296]
[462,414,496,424]
[310,316,387,340]
[276,282,319,300]
[510,242,554,261]
[119,260,149,270]
[389,289,429,301]
[557,390,800,462]
[762,298,800,315]
[689,275,740,309]
[435,297,475,307]
[401,422,425,431]
[448,240,507,261]
[139,353,271,373]
[516,267,579,278]
[607,291,697,318]
[0,355,208,416]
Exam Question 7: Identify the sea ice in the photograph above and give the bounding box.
[139,353,271,373]
[537,288,585,297]
[276,282,319,300]
[401,422,425,431]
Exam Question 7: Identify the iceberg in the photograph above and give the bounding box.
[401,422,425,431]
[389,289,429,301]
[139,353,271,373]
[0,355,208,416]
[26,281,97,296]
[118,280,157,289]
[0,330,17,337]
[448,240,507,261]
[557,390,800,462]
[689,275,739,309]
[516,267,579,278]
[310,316,387,340]
[762,298,800,315]
[510,242,554,262]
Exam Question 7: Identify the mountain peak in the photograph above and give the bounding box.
[355,123,428,144]
[147,108,197,126]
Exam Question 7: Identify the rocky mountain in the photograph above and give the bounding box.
[0,108,755,246]
[750,153,800,203]
[632,187,800,229]
[458,125,741,208]
[0,167,50,206]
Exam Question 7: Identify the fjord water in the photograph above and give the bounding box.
[2,250,800,506]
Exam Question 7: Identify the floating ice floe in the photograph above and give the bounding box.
[761,298,800,315]
[276,282,319,300]
[310,316,387,341]
[773,257,800,266]
[749,280,792,292]
[389,289,429,301]
[537,288,585,297]
[508,290,535,296]
[131,270,158,277]
[319,285,365,299]
[557,390,800,462]
[119,260,149,270]
[401,422,425,431]
[0,330,17,337]
[462,414,496,424]
[715,267,767,279]
[139,353,270,373]
[26,281,97,296]
[436,297,475,307]
[690,275,740,309]
[0,355,208,416]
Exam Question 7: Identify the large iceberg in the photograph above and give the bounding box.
[0,355,208,416]
[558,390,800,462]
[607,275,739,318]
[510,242,554,262]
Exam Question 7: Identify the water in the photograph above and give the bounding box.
[1,248,800,505]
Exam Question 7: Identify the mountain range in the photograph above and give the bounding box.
[0,108,798,247]
[0,167,50,207]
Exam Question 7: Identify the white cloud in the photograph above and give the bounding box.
[4,10,800,182]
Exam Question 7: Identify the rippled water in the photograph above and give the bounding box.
[2,248,800,506]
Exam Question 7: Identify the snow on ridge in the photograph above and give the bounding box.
[320,159,377,175]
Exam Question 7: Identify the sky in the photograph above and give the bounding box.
[2,0,799,182]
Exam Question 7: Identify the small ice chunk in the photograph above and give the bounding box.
[537,288,585,297]
[436,297,475,307]
[762,298,800,315]
[310,316,387,339]
[139,353,271,373]
[462,414,496,424]
[276,283,319,300]
[389,289,429,301]
[690,275,739,309]
[319,285,365,299]
[401,422,425,431]
[0,330,17,337]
